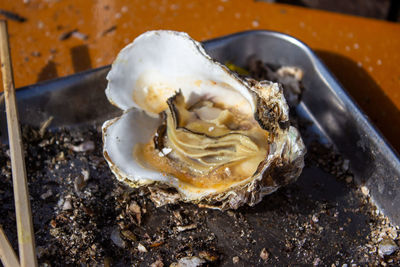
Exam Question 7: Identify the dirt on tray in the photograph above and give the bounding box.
[0,60,399,266]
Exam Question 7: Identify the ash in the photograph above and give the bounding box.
[0,60,399,266]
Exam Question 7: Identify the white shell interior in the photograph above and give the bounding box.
[103,109,163,183]
[105,31,255,115]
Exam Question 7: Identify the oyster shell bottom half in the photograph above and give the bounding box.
[102,30,306,210]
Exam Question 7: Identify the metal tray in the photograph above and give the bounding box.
[1,30,400,264]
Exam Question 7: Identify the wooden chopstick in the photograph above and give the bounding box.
[0,20,38,267]
[0,226,20,267]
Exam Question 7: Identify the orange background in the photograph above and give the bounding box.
[1,0,400,152]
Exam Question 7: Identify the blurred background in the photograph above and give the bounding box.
[264,0,400,22]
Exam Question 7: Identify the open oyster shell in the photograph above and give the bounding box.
[102,30,306,210]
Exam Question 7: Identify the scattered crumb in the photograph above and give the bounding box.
[345,176,353,183]
[361,186,369,196]
[137,243,148,253]
[313,257,321,266]
[260,248,269,261]
[150,259,164,267]
[39,116,54,137]
[170,256,205,267]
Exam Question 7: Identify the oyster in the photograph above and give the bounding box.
[102,30,305,209]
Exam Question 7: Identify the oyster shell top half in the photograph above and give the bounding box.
[102,30,306,210]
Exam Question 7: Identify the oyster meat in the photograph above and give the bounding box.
[103,30,306,209]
